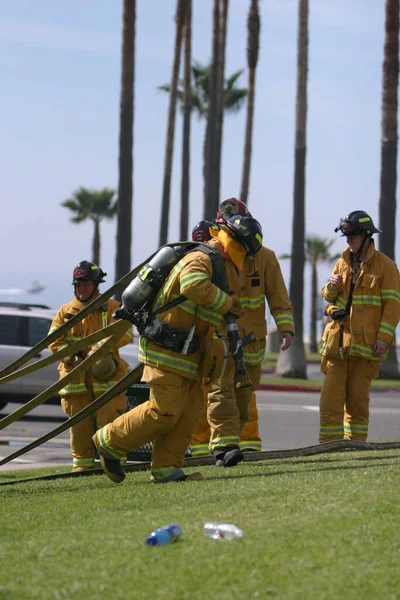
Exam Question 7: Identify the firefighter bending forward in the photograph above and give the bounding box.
[319,211,400,442]
[92,215,262,484]
[48,261,132,472]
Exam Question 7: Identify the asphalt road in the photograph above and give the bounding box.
[1,388,399,471]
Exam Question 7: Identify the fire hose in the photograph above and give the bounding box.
[1,439,400,486]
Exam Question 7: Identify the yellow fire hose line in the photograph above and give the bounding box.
[0,362,144,468]
[0,320,128,386]
[0,241,195,379]
[0,320,131,431]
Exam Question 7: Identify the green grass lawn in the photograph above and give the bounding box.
[1,448,400,600]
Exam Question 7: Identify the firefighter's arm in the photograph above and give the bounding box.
[263,251,294,335]
[48,308,70,354]
[179,254,233,315]
[377,261,400,346]
[48,307,83,366]
[322,260,342,303]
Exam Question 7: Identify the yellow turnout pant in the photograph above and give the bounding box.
[61,391,127,469]
[97,366,204,482]
[319,355,381,442]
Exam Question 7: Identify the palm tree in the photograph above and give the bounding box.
[378,0,399,379]
[212,0,230,217]
[115,0,136,299]
[240,0,260,205]
[180,0,192,241]
[62,187,118,266]
[205,0,221,218]
[159,0,187,246]
[276,0,309,379]
[159,62,247,218]
[280,237,339,354]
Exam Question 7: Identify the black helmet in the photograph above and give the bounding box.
[72,261,107,285]
[192,220,213,242]
[222,215,263,256]
[334,210,381,237]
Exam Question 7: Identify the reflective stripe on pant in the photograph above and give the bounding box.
[319,356,381,442]
[96,366,204,482]
[238,363,262,451]
[61,391,127,468]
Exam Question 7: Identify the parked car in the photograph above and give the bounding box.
[0,302,139,411]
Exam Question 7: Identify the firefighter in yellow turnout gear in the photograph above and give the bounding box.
[191,199,294,460]
[319,211,400,442]
[93,215,262,484]
[48,261,132,471]
[236,244,295,451]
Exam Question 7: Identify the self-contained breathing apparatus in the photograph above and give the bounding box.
[114,242,255,386]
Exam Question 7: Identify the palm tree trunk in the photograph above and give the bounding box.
[180,0,192,241]
[240,0,260,205]
[115,0,135,299]
[378,0,399,379]
[92,219,100,266]
[276,0,309,379]
[214,0,229,214]
[159,0,186,246]
[203,118,210,214]
[309,262,318,353]
[204,0,220,219]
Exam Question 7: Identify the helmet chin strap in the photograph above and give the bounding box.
[353,233,370,263]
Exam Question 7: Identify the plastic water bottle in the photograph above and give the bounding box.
[203,522,243,540]
[146,524,183,546]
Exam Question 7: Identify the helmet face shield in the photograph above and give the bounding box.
[334,219,357,236]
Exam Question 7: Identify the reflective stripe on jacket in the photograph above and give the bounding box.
[321,241,400,361]
[138,241,241,379]
[48,295,132,395]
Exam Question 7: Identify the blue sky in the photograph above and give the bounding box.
[0,0,398,332]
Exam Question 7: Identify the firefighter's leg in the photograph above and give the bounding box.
[95,392,127,428]
[239,363,262,452]
[319,357,348,442]
[207,376,243,467]
[151,379,205,482]
[343,357,380,441]
[191,387,211,456]
[61,393,95,471]
[93,366,192,482]
[95,392,128,463]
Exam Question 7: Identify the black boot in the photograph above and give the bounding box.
[98,454,126,484]
[214,446,244,468]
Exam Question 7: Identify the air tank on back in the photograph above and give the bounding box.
[121,246,182,312]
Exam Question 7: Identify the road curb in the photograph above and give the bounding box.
[259,383,398,393]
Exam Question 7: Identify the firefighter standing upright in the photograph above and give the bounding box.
[48,262,132,472]
[319,211,400,442]
[191,198,294,460]
[93,215,263,484]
